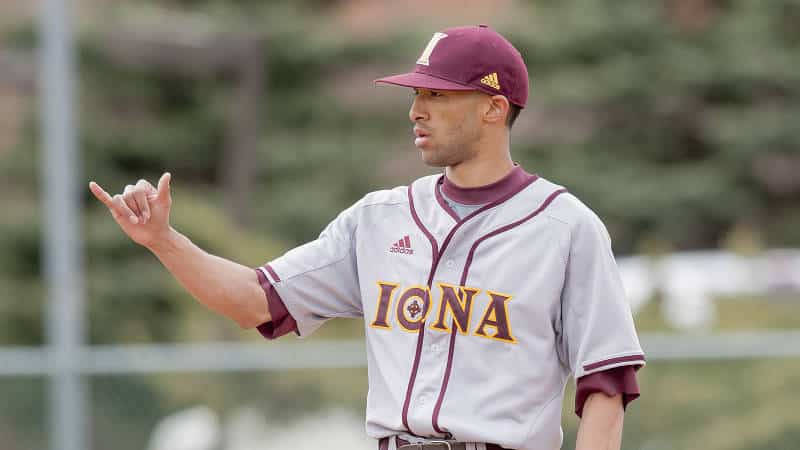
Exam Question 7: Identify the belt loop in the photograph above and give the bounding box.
[389,435,399,450]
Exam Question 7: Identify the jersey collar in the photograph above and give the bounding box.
[439,165,536,205]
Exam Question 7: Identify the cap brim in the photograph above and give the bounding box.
[374,72,475,91]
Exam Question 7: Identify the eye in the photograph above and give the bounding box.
[430,90,443,97]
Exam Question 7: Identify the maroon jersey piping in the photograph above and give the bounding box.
[583,354,646,372]
[401,176,540,437]
[431,188,568,434]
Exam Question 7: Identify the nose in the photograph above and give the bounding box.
[409,95,428,123]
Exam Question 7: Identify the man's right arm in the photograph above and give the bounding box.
[89,173,270,329]
[148,227,270,329]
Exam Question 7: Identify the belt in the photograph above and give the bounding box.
[379,436,508,450]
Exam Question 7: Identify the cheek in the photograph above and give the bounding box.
[439,109,469,133]
[430,99,479,138]
[449,110,480,140]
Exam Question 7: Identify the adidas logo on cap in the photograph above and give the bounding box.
[480,72,500,90]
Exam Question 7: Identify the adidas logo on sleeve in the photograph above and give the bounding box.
[389,235,414,255]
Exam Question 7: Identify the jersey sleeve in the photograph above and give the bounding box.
[255,200,363,338]
[254,268,298,339]
[557,206,645,379]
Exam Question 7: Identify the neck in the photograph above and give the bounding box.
[444,136,513,188]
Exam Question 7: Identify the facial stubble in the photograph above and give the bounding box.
[419,114,482,168]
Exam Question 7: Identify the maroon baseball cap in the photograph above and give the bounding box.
[375,24,529,108]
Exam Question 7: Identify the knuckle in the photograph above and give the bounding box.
[111,196,127,212]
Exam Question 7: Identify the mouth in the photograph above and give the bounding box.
[413,127,431,148]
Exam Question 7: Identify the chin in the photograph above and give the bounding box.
[419,150,450,168]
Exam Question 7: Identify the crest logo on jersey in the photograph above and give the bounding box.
[395,286,431,332]
[416,32,448,66]
[370,281,517,344]
[407,300,422,318]
[389,235,414,255]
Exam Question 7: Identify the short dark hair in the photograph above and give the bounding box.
[506,104,522,129]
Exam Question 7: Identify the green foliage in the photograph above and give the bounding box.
[506,1,800,252]
[0,378,46,450]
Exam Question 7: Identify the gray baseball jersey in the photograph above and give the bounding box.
[256,167,645,450]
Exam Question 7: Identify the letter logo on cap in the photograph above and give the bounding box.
[417,32,448,66]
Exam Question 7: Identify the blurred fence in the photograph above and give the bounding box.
[4,331,800,378]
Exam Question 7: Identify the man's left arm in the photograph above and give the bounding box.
[575,392,624,450]
[557,200,646,449]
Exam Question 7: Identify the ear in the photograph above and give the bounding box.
[483,94,510,125]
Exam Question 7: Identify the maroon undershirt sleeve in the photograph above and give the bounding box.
[254,268,299,339]
[574,365,641,418]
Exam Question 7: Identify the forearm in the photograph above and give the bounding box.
[575,393,624,450]
[148,227,270,328]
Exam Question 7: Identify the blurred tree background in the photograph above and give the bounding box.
[1,0,799,449]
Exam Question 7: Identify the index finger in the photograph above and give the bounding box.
[89,181,114,208]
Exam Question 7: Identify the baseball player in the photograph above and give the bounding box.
[90,25,644,450]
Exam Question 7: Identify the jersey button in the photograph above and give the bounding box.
[430,344,440,352]
[418,395,428,405]
[445,259,455,268]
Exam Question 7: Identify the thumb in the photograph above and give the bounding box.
[156,172,172,202]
